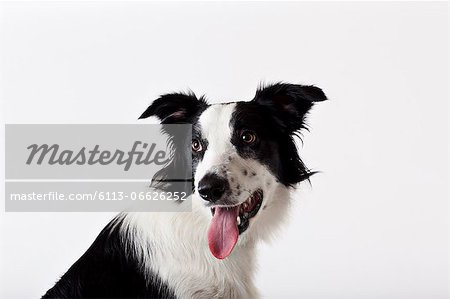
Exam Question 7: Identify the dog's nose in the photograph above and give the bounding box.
[198,173,229,202]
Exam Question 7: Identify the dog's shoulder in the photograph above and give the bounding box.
[42,216,176,299]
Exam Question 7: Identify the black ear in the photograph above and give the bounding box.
[139,92,208,124]
[253,83,327,131]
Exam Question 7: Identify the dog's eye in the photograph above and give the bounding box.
[241,131,257,144]
[192,139,203,152]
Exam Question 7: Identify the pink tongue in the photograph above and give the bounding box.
[207,207,239,259]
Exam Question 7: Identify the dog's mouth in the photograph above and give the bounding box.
[207,189,263,260]
[210,189,263,234]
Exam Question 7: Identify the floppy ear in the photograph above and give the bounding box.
[139,92,208,124]
[253,83,327,131]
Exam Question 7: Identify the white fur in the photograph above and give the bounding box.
[120,104,294,298]
[194,103,236,187]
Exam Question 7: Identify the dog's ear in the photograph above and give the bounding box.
[253,83,327,131]
[139,92,208,124]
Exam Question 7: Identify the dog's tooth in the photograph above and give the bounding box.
[237,217,241,225]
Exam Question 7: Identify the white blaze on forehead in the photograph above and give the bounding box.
[197,103,236,174]
[199,103,236,141]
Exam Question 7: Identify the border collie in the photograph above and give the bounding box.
[42,82,327,298]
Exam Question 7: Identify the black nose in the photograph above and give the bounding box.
[197,173,229,202]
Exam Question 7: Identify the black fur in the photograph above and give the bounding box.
[253,83,327,132]
[139,92,208,124]
[42,217,176,299]
[236,82,327,185]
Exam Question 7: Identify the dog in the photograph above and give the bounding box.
[42,82,327,298]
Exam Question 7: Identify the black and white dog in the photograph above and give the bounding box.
[43,83,327,298]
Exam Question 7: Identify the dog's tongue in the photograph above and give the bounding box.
[207,206,239,259]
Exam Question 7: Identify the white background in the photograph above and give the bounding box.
[0,2,448,298]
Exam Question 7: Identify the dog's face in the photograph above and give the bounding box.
[140,83,327,259]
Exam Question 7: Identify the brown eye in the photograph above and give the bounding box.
[241,131,257,144]
[192,139,203,152]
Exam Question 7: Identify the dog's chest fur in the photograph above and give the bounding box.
[121,197,262,299]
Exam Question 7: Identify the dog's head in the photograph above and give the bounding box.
[140,83,327,259]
